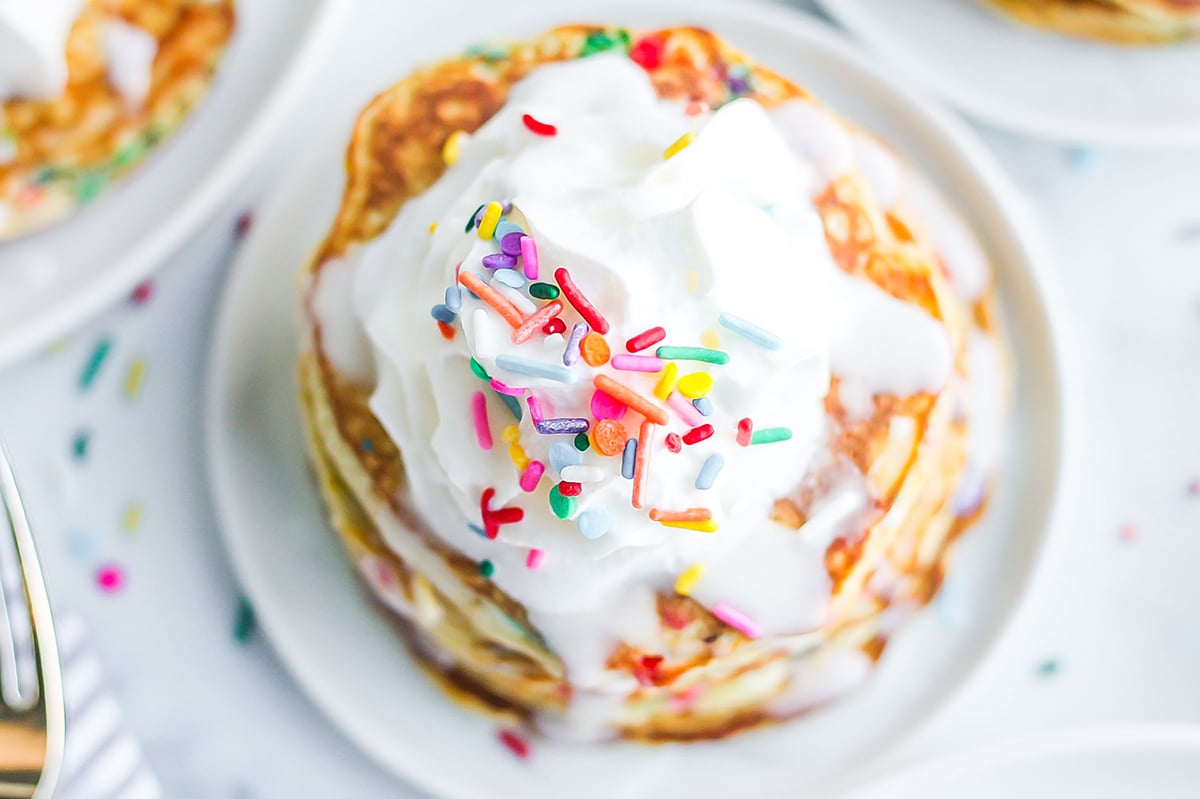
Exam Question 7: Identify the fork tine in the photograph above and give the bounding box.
[0,441,65,799]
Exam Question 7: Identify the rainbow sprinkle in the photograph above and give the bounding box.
[526,549,546,570]
[712,602,761,639]
[695,454,724,490]
[718,311,782,350]
[663,131,697,160]
[79,336,113,390]
[563,322,589,366]
[656,346,729,365]
[478,201,503,239]
[750,427,793,445]
[674,564,705,596]
[611,354,663,373]
[497,354,576,384]
[521,235,539,280]
[555,267,610,334]
[471,392,493,450]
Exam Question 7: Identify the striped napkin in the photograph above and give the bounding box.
[53,613,161,799]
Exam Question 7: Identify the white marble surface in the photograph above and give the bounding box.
[0,1,1199,796]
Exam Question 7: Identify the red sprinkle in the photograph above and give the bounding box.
[555,267,610,334]
[665,433,682,453]
[683,424,714,445]
[130,280,154,305]
[634,654,665,687]
[1119,523,1139,542]
[234,210,254,238]
[625,326,666,353]
[480,487,525,539]
[522,113,557,137]
[559,481,582,497]
[736,417,753,447]
[629,35,665,71]
[436,320,456,340]
[498,729,531,760]
[542,317,566,335]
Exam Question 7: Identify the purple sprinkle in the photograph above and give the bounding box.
[500,231,524,256]
[501,200,513,215]
[564,322,589,366]
[534,417,590,435]
[482,253,517,270]
[728,76,748,94]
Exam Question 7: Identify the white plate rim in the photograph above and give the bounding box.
[816,0,1200,149]
[0,0,348,370]
[846,723,1200,796]
[204,2,1077,795]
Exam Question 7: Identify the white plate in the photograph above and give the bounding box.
[0,0,346,370]
[847,725,1200,798]
[205,1,1071,796]
[816,0,1200,148]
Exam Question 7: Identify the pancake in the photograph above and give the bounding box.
[0,0,235,240]
[297,25,1008,741]
[979,0,1200,43]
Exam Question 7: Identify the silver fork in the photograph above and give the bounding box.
[0,442,64,799]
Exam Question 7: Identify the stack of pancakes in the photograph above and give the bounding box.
[0,0,235,240]
[298,25,1007,741]
[980,0,1200,43]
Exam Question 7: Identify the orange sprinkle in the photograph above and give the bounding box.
[648,508,713,523]
[511,300,563,345]
[437,321,456,340]
[594,375,668,426]
[592,419,625,457]
[458,271,523,328]
[632,420,655,509]
[580,332,611,366]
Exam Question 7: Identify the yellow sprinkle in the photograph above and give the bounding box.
[685,269,699,294]
[501,425,521,444]
[653,361,679,400]
[428,222,438,234]
[122,501,143,534]
[509,443,530,471]
[677,372,713,399]
[700,329,720,348]
[674,563,706,596]
[663,131,697,160]
[123,357,147,400]
[660,519,719,533]
[478,201,503,239]
[442,130,466,165]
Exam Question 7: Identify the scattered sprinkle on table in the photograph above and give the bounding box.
[96,564,126,594]
[232,597,257,644]
[79,336,113,390]
[498,728,531,760]
[123,356,147,400]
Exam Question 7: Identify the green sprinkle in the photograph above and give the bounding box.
[469,357,490,380]
[465,202,485,233]
[581,28,631,56]
[549,485,577,520]
[113,141,143,167]
[479,559,495,578]
[655,346,730,365]
[529,282,560,300]
[496,391,523,421]
[573,432,590,452]
[71,430,90,460]
[79,336,113,390]
[233,597,257,644]
[1037,659,1060,677]
[750,427,793,445]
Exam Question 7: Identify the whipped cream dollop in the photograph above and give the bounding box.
[324,54,955,693]
[0,0,81,101]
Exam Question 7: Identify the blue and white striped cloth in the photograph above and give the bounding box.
[54,614,161,799]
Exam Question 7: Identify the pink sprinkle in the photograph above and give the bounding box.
[526,394,544,422]
[590,389,627,421]
[520,461,545,492]
[1188,479,1200,497]
[668,686,701,713]
[96,564,125,594]
[471,392,493,451]
[611,354,664,373]
[234,210,254,238]
[521,235,539,280]
[130,280,154,305]
[526,548,546,569]
[490,379,529,397]
[668,391,705,426]
[712,602,761,639]
[1119,523,1139,542]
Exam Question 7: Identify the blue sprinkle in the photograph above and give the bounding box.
[482,253,517,270]
[563,322,588,366]
[68,530,97,559]
[468,522,488,538]
[493,268,527,289]
[693,397,713,417]
[431,304,457,324]
[549,442,582,474]
[1066,145,1100,173]
[71,430,90,460]
[718,312,782,351]
[621,438,637,479]
[535,417,590,435]
[445,286,462,312]
[495,391,523,421]
[494,220,524,241]
[577,507,611,539]
[360,438,375,452]
[695,453,724,490]
[496,354,577,384]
